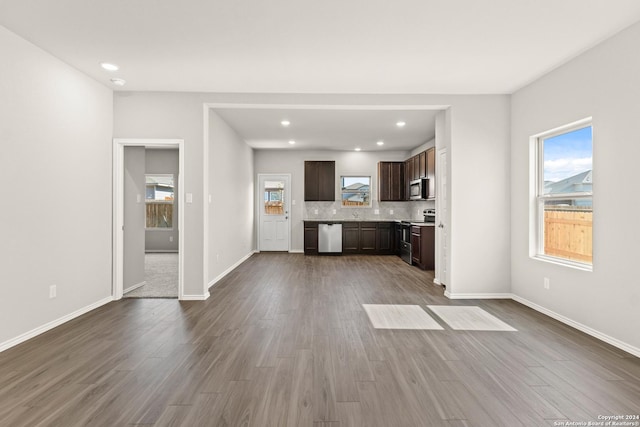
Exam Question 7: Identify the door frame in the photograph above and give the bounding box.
[112,138,185,300]
[256,173,292,252]
[434,147,447,287]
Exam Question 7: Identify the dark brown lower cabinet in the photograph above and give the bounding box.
[411,225,435,270]
[303,222,319,255]
[360,223,377,254]
[377,222,394,254]
[342,222,360,254]
[304,221,397,255]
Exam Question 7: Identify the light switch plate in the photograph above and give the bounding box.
[186,193,193,203]
[374,209,379,215]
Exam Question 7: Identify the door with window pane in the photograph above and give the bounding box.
[258,174,290,251]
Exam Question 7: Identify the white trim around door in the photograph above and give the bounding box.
[112,138,185,300]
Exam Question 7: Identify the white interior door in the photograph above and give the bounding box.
[435,149,448,286]
[258,174,290,251]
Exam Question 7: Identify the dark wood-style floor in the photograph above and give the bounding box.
[1,254,638,426]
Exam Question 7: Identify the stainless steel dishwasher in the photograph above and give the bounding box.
[318,223,343,254]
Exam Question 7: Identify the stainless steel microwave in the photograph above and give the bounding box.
[409,178,429,200]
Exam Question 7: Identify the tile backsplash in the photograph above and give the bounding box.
[304,200,434,221]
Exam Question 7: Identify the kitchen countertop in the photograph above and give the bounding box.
[303,219,435,226]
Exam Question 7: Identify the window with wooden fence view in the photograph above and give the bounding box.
[146,175,174,229]
[536,122,592,266]
[341,176,370,207]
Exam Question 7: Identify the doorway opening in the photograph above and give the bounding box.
[113,139,185,300]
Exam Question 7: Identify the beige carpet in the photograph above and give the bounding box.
[125,253,178,298]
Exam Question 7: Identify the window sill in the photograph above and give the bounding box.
[531,254,593,272]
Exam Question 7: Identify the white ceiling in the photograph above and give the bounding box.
[3,1,639,151]
[213,108,439,151]
[2,1,640,95]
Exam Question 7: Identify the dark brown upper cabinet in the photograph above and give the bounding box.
[304,161,335,201]
[404,158,413,199]
[378,161,405,202]
[418,151,427,178]
[426,148,436,199]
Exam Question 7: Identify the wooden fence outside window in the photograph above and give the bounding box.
[544,208,592,263]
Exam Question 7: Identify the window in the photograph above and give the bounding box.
[341,176,370,207]
[533,119,592,268]
[146,174,174,229]
[264,180,285,215]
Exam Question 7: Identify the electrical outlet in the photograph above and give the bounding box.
[374,209,380,215]
[169,236,173,242]
[390,209,394,215]
[332,209,336,214]
[314,209,318,215]
[49,285,56,299]
[292,200,296,205]
[544,277,550,290]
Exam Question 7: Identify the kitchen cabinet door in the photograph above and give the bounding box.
[418,151,427,178]
[378,161,404,202]
[426,148,436,199]
[304,161,335,201]
[342,222,360,254]
[303,222,319,255]
[377,222,393,254]
[360,224,377,253]
[412,155,421,181]
[411,225,435,270]
[405,159,413,200]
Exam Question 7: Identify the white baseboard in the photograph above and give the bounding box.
[511,294,640,358]
[0,296,114,353]
[208,251,255,290]
[445,291,513,299]
[181,292,210,301]
[289,249,304,254]
[123,281,146,294]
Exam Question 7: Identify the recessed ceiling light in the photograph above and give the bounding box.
[110,78,126,86]
[281,120,290,127]
[355,147,362,152]
[288,140,296,145]
[377,141,384,146]
[100,62,119,71]
[396,121,406,128]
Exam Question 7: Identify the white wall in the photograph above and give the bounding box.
[207,111,255,286]
[511,22,640,352]
[113,92,206,297]
[447,96,511,297]
[0,26,113,347]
